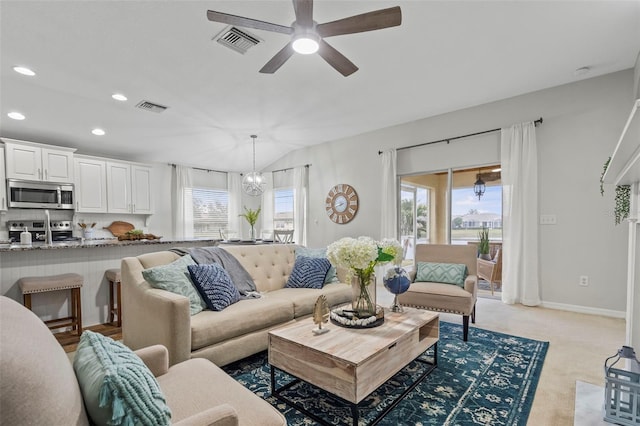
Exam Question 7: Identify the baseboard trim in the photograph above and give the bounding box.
[540,301,626,319]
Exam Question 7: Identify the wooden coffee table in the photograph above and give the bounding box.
[268,306,439,426]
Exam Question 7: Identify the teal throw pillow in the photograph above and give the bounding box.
[73,331,171,426]
[295,247,338,283]
[142,254,206,315]
[416,262,468,287]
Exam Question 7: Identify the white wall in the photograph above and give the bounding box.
[263,70,635,313]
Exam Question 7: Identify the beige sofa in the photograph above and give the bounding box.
[398,244,478,341]
[0,295,286,426]
[122,244,351,367]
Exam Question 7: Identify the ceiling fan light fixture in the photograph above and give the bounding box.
[292,33,319,54]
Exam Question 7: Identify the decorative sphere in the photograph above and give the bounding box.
[383,266,411,295]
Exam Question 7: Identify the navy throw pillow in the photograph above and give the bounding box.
[187,264,240,311]
[286,256,331,289]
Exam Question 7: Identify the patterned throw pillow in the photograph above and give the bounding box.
[285,256,331,289]
[73,331,171,426]
[187,264,241,311]
[142,255,206,315]
[416,262,468,287]
[295,247,338,283]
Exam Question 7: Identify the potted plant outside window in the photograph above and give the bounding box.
[478,227,491,260]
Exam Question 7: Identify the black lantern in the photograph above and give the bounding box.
[474,169,485,200]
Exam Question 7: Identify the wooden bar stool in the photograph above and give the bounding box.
[106,268,122,327]
[18,273,83,336]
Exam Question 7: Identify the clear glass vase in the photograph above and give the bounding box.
[351,273,376,316]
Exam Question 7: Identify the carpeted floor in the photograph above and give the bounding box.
[223,322,548,425]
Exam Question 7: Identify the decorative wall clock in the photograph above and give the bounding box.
[325,184,359,224]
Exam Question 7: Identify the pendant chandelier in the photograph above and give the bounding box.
[242,134,266,196]
[474,169,485,200]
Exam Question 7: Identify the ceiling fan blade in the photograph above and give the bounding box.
[293,0,313,27]
[207,10,292,35]
[317,39,358,77]
[316,6,402,38]
[259,43,295,74]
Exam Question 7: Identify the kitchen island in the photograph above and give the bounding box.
[0,238,218,327]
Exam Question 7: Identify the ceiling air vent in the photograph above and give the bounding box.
[214,26,261,55]
[135,100,168,113]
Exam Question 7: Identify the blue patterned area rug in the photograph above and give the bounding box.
[223,322,548,425]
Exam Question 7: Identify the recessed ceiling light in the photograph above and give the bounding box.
[492,168,501,172]
[7,112,26,120]
[13,66,35,76]
[91,128,106,136]
[112,93,127,101]
[574,66,591,76]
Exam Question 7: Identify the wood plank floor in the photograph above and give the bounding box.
[55,323,122,353]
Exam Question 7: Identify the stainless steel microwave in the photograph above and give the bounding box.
[7,179,74,209]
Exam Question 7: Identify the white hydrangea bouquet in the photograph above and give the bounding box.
[327,237,402,316]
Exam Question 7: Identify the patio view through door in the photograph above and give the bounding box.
[399,164,502,295]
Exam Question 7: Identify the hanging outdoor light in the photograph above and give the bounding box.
[242,134,266,196]
[603,345,640,425]
[474,169,485,200]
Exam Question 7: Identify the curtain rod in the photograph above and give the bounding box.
[270,163,311,174]
[377,117,543,155]
[169,163,227,174]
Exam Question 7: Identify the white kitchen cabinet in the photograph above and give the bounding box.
[106,161,153,214]
[0,148,7,211]
[2,138,75,183]
[74,156,107,213]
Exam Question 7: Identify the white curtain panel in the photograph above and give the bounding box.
[293,166,308,246]
[227,172,242,239]
[261,172,274,239]
[380,149,398,240]
[171,165,193,239]
[500,122,541,306]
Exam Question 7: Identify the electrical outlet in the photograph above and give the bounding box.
[540,214,557,225]
[579,276,589,287]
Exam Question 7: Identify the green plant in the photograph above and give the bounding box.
[601,157,631,225]
[478,227,490,255]
[239,206,261,239]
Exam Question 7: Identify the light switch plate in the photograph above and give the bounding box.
[540,214,557,225]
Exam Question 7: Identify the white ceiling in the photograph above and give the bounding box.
[1,1,639,172]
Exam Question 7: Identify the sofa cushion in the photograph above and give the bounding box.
[221,244,297,292]
[190,296,295,350]
[285,256,331,289]
[187,264,240,311]
[157,358,285,425]
[142,255,206,315]
[416,262,468,287]
[73,331,172,426]
[268,282,352,317]
[295,247,338,283]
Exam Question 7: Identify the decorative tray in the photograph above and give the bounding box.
[330,306,385,329]
[117,234,162,241]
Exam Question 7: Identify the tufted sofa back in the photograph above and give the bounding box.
[220,244,299,292]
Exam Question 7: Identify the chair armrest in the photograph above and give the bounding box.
[464,274,478,296]
[134,345,169,377]
[172,404,239,426]
[409,269,417,282]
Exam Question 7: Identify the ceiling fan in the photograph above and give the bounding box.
[206,0,402,77]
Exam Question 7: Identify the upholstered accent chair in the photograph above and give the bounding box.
[397,244,478,341]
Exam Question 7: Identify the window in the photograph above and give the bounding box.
[274,188,294,230]
[188,187,229,238]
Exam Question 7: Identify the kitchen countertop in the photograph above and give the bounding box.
[0,238,220,252]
